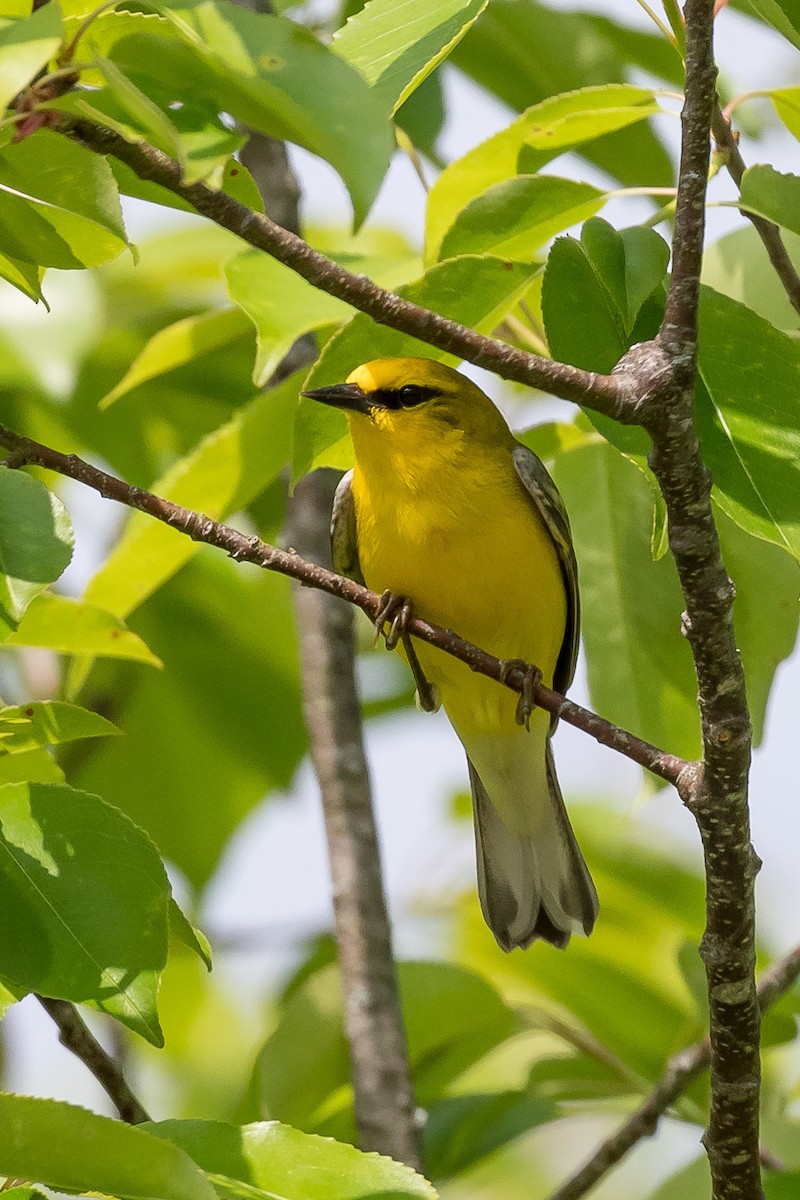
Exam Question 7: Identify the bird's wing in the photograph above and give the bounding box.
[512,443,580,701]
[330,468,365,585]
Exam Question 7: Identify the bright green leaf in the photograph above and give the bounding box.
[0,747,63,786]
[0,701,118,754]
[8,593,161,664]
[146,1118,436,1200]
[0,129,129,269]
[0,781,170,1042]
[0,469,73,639]
[332,0,487,114]
[736,163,800,237]
[743,0,800,50]
[294,255,540,477]
[770,86,800,139]
[0,251,45,303]
[553,442,701,759]
[169,897,213,971]
[0,3,62,112]
[703,225,800,334]
[84,371,298,622]
[425,84,660,260]
[129,1,393,225]
[438,175,607,262]
[0,1094,217,1200]
[696,287,800,560]
[102,308,252,407]
[94,51,183,158]
[225,253,352,387]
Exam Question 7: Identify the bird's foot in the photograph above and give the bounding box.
[373,589,412,650]
[499,659,542,731]
[373,591,440,713]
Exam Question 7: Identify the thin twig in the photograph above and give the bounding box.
[548,942,800,1200]
[56,117,632,420]
[37,996,149,1125]
[0,430,692,794]
[289,471,422,1170]
[711,106,800,319]
[647,1,763,1195]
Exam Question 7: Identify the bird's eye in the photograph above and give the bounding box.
[397,385,434,408]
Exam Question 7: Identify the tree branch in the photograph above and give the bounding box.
[37,996,150,1125]
[712,107,800,318]
[288,471,422,1170]
[56,117,632,420]
[636,1,763,1195]
[548,942,800,1200]
[0,428,691,794]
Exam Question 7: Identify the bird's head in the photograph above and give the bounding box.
[302,358,512,468]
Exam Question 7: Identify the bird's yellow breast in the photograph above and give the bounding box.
[351,433,566,738]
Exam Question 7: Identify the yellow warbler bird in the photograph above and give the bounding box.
[304,358,598,951]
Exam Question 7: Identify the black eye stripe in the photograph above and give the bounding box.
[370,385,441,410]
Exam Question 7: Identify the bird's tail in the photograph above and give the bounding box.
[468,742,598,951]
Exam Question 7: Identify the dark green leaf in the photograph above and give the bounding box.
[424,1091,555,1179]
[0,1094,217,1200]
[702,225,800,333]
[0,469,73,638]
[0,781,170,1042]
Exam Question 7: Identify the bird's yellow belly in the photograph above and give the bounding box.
[355,479,567,739]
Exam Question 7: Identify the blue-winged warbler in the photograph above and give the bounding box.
[304,358,597,951]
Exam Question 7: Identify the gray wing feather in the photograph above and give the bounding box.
[330,469,365,585]
[512,443,580,705]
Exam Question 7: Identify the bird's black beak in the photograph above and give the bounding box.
[301,382,372,415]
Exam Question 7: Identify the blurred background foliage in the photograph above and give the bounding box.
[1,0,800,1196]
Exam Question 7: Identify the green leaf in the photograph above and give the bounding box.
[332,0,487,114]
[0,701,119,754]
[0,1094,217,1200]
[84,371,298,622]
[0,748,63,786]
[765,1176,800,1200]
[0,469,73,639]
[438,175,607,262]
[0,1187,48,1200]
[128,1,393,225]
[702,224,800,333]
[770,87,800,139]
[0,4,62,112]
[736,164,800,237]
[93,51,184,158]
[552,442,701,760]
[110,152,263,216]
[715,507,799,746]
[649,1157,711,1200]
[0,251,45,303]
[741,0,800,49]
[249,960,515,1140]
[169,896,213,971]
[543,234,625,372]
[225,253,352,387]
[695,287,800,560]
[423,1091,555,1179]
[0,129,129,269]
[146,1119,436,1200]
[294,255,540,477]
[0,781,170,1043]
[7,593,162,664]
[425,83,660,260]
[101,307,252,407]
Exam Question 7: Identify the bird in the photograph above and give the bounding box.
[303,357,598,951]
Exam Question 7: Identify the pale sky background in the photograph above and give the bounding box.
[4,2,800,1192]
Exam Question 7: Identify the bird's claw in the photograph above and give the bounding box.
[499,659,542,731]
[374,591,440,713]
[373,590,413,650]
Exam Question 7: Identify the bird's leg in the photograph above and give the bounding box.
[373,590,441,713]
[498,659,543,732]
